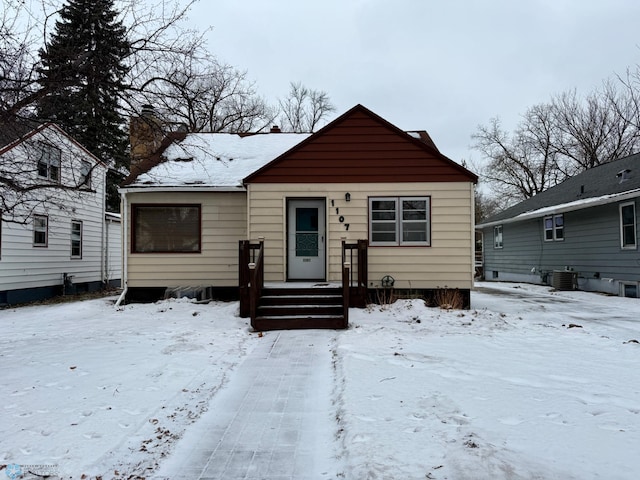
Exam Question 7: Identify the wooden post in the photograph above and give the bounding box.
[342,261,350,327]
[239,240,250,317]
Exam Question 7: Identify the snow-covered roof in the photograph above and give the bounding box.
[477,152,640,228]
[129,133,311,189]
[478,187,640,228]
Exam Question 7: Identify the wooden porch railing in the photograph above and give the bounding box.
[239,238,264,318]
[342,239,368,308]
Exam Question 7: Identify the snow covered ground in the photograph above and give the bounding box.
[1,282,639,479]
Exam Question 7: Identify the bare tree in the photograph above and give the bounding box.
[473,82,640,205]
[613,66,640,132]
[278,81,335,132]
[472,115,559,202]
[0,0,204,220]
[551,85,638,172]
[133,52,274,133]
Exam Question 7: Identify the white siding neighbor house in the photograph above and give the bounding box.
[0,122,121,305]
[120,105,477,329]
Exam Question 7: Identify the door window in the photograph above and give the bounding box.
[295,207,318,256]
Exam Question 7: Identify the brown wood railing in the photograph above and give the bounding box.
[342,260,350,325]
[342,239,368,307]
[239,238,264,318]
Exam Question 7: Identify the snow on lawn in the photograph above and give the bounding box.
[0,297,258,479]
[1,283,640,479]
[337,283,640,480]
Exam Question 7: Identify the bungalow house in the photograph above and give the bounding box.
[476,152,640,298]
[119,104,478,328]
[0,122,121,306]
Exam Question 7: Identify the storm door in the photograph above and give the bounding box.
[287,199,326,280]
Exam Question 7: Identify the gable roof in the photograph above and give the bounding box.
[122,104,477,190]
[0,119,43,150]
[244,104,477,184]
[477,152,640,228]
[0,121,106,167]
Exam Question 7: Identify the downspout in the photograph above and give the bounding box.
[115,189,128,307]
[100,168,107,288]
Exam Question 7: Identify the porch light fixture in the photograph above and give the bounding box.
[345,192,351,202]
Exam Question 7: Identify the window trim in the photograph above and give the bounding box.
[132,204,202,254]
[544,214,564,242]
[71,220,83,258]
[620,202,637,250]
[36,142,62,183]
[368,196,431,246]
[33,215,48,247]
[494,225,503,249]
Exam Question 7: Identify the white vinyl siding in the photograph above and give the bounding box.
[0,125,114,294]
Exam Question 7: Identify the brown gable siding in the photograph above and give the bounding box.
[245,105,477,184]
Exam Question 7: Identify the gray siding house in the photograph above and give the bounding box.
[476,152,640,297]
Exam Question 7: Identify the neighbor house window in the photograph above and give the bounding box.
[620,202,637,249]
[620,282,639,298]
[79,161,91,188]
[37,142,61,182]
[71,221,82,258]
[133,204,201,253]
[33,215,48,247]
[494,225,503,249]
[544,214,564,241]
[369,197,430,246]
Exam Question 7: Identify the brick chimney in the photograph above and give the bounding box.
[129,105,164,168]
[269,125,281,133]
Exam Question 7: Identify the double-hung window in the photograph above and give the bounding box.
[133,204,201,253]
[79,161,92,188]
[369,197,430,246]
[494,225,503,249]
[33,215,48,247]
[620,202,637,249]
[71,221,83,258]
[37,143,62,182]
[544,214,564,241]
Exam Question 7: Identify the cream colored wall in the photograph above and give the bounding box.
[125,191,246,287]
[247,182,474,289]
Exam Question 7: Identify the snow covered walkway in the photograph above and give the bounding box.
[153,330,341,480]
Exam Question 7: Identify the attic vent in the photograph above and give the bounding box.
[617,169,631,183]
[270,125,281,133]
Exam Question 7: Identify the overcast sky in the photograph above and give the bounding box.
[190,0,640,167]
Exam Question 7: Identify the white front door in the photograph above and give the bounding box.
[287,199,326,280]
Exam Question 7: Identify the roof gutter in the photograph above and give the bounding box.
[118,185,246,194]
[477,188,640,229]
